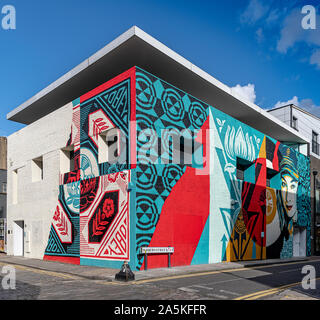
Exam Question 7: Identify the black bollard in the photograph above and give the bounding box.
[115,261,135,282]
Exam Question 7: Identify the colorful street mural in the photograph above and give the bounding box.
[44,67,311,269]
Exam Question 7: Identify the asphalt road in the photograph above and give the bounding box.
[0,259,319,300]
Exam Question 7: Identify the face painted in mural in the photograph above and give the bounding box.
[279,150,299,221]
[280,172,298,218]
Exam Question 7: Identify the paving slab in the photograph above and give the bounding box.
[0,253,316,283]
[0,254,117,281]
[238,257,309,267]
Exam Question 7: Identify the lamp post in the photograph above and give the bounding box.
[313,170,318,255]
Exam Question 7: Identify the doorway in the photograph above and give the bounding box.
[293,227,306,257]
[13,220,24,256]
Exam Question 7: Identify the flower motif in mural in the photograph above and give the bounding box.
[224,126,256,162]
[107,172,119,183]
[53,206,60,222]
[81,155,94,179]
[216,118,226,133]
[66,181,80,210]
[56,213,68,236]
[102,198,115,219]
[52,204,70,238]
[224,163,236,174]
[92,209,109,236]
[88,191,119,243]
[254,135,261,149]
[80,178,99,212]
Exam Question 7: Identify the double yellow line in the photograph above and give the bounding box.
[235,277,320,300]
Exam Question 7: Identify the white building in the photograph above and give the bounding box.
[268,104,320,159]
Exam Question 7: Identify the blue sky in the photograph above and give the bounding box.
[0,0,320,136]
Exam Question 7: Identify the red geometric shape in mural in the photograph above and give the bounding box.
[80,177,99,213]
[80,171,130,261]
[140,118,210,269]
[52,201,72,244]
[241,182,266,248]
[88,109,115,148]
[141,166,210,269]
[98,206,129,259]
[88,190,119,244]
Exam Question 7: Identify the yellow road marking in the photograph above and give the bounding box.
[235,277,320,300]
[1,258,319,288]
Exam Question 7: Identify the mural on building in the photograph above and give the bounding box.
[44,68,135,268]
[44,100,81,264]
[44,66,311,269]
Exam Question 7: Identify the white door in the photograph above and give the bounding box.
[13,221,24,256]
[293,228,300,257]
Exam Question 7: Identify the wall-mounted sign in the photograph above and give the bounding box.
[140,247,174,254]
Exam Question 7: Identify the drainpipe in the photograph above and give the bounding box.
[313,170,318,255]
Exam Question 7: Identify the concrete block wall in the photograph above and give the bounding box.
[0,137,7,171]
[7,103,73,259]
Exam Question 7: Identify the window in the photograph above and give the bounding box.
[236,166,245,181]
[98,128,120,164]
[60,146,75,174]
[31,156,43,182]
[267,167,279,188]
[236,158,254,182]
[312,131,319,155]
[292,116,298,130]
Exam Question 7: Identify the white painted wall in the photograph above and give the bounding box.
[7,103,73,259]
[269,106,320,159]
[291,108,320,159]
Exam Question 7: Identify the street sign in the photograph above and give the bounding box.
[140,247,174,254]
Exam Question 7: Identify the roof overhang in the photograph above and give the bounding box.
[7,26,308,144]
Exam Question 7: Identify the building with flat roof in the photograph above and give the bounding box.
[6,27,312,269]
[269,104,320,255]
[0,137,7,252]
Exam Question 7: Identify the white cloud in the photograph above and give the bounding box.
[266,8,281,25]
[231,83,257,104]
[240,0,269,25]
[310,49,320,69]
[274,96,320,117]
[277,8,320,54]
[299,98,320,117]
[274,96,299,108]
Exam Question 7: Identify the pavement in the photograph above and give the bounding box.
[0,253,314,282]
